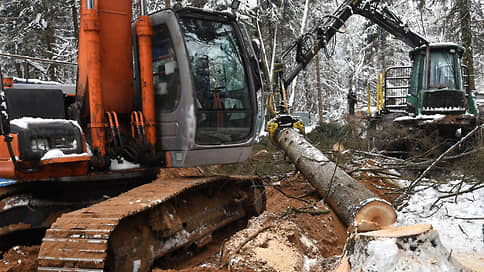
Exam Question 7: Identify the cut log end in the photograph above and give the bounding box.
[359,224,432,238]
[353,200,397,232]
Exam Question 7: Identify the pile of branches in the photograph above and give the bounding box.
[329,125,484,212]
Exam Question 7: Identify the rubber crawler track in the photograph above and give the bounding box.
[37,175,265,272]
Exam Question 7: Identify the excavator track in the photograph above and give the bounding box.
[37,175,265,272]
[0,171,157,251]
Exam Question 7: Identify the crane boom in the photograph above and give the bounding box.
[280,0,428,90]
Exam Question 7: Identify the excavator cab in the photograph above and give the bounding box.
[0,6,260,180]
[135,7,259,167]
[406,43,477,116]
[0,5,266,262]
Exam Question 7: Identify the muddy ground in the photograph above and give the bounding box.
[0,123,401,272]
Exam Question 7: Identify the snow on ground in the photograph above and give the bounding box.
[109,158,141,170]
[394,114,446,122]
[346,150,483,270]
[396,178,484,261]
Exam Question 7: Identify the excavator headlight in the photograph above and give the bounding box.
[31,138,49,152]
[30,136,78,154]
[54,136,77,151]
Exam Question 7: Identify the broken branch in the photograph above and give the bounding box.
[394,125,483,209]
[279,206,330,218]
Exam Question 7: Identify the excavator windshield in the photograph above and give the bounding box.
[179,17,253,145]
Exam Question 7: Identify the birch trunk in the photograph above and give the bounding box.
[275,128,396,231]
[269,0,286,84]
[288,0,310,108]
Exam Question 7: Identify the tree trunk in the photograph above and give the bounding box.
[288,0,310,109]
[254,17,272,126]
[458,0,475,90]
[275,128,396,231]
[378,32,387,70]
[316,54,323,123]
[313,17,323,124]
[192,0,207,8]
[71,0,79,41]
[335,225,472,272]
[313,0,324,124]
[45,25,57,81]
[14,62,22,79]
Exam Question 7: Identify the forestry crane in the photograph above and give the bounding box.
[267,0,477,135]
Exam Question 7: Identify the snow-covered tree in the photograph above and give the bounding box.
[1,0,482,121]
[0,0,78,83]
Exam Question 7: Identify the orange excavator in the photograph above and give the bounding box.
[0,0,264,271]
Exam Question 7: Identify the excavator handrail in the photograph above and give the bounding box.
[0,52,77,66]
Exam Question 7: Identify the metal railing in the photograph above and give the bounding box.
[384,66,411,111]
[0,52,78,84]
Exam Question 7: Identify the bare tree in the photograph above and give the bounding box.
[457,0,476,90]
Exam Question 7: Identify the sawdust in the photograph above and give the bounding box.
[253,239,302,272]
[221,213,325,272]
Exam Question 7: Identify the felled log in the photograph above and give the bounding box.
[335,224,472,272]
[275,128,396,231]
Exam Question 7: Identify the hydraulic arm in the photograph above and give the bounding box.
[278,0,428,92]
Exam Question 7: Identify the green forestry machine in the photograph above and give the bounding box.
[266,0,477,140]
[383,44,478,132]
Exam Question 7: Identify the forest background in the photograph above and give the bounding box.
[0,0,483,124]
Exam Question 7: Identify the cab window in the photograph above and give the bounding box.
[179,17,254,145]
[151,24,180,112]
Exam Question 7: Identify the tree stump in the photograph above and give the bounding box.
[335,224,472,272]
